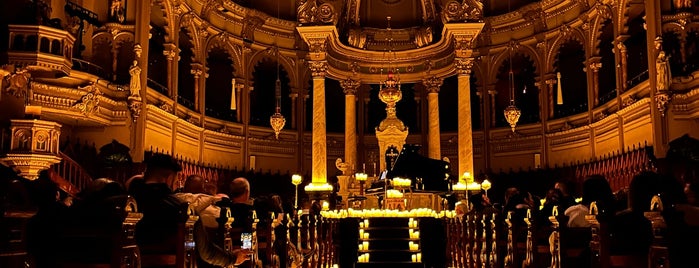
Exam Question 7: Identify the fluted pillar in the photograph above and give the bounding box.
[310,61,328,184]
[423,76,443,160]
[455,57,475,178]
[340,78,360,173]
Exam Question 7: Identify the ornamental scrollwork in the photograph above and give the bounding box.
[73,83,101,116]
[441,0,483,23]
[5,68,31,99]
[298,0,337,25]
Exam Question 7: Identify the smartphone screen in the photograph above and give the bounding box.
[241,233,252,249]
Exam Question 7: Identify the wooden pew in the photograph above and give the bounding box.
[140,204,198,268]
[0,210,35,268]
[549,206,591,268]
[522,208,552,268]
[644,196,669,268]
[54,195,143,268]
[503,211,527,268]
[585,201,611,268]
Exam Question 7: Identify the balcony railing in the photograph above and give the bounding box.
[626,69,649,89]
[147,78,169,96]
[72,58,110,80]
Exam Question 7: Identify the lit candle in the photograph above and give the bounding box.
[412,254,417,262]
[364,233,370,239]
[417,253,422,262]
[364,219,369,227]
[363,241,369,250]
[359,229,364,238]
[358,244,363,251]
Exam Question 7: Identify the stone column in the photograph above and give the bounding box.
[587,57,602,107]
[163,43,177,98]
[614,36,629,94]
[455,57,475,178]
[309,61,328,184]
[340,78,360,173]
[289,90,298,129]
[190,63,204,112]
[544,76,556,119]
[130,0,151,162]
[423,76,443,160]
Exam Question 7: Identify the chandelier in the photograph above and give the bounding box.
[269,2,285,139]
[378,16,402,112]
[503,48,521,132]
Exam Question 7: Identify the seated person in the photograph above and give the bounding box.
[217,177,255,245]
[565,175,614,228]
[609,172,656,266]
[26,171,70,268]
[174,174,222,229]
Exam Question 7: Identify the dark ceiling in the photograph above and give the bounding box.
[232,0,541,28]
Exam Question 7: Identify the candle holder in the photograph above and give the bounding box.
[291,174,303,210]
[305,183,333,201]
[355,172,368,195]
[481,179,492,197]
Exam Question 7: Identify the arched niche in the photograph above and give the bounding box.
[598,20,617,106]
[250,57,292,128]
[494,53,539,127]
[148,24,169,94]
[554,40,587,119]
[205,47,236,122]
[624,14,648,89]
[177,27,196,110]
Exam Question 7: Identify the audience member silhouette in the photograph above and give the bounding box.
[565,175,614,227]
[26,170,68,268]
[608,171,657,267]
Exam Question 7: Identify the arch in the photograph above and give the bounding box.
[152,0,175,42]
[178,12,204,63]
[51,39,61,55]
[205,32,243,77]
[489,45,540,85]
[589,10,612,57]
[615,0,631,35]
[39,37,50,53]
[546,26,587,71]
[662,22,686,36]
[248,48,297,91]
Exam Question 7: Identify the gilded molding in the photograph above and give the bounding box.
[308,61,328,77]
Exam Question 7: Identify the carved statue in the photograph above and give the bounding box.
[674,0,693,9]
[656,51,672,91]
[110,0,125,23]
[129,61,141,98]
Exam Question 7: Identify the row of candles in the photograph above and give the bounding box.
[320,208,440,218]
[452,172,492,192]
[319,208,469,219]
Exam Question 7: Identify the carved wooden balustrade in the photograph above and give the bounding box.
[575,144,654,191]
[444,211,498,268]
[644,196,670,268]
[284,211,339,268]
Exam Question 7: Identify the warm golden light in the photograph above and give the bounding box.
[355,172,368,181]
[481,179,491,191]
[305,183,333,192]
[291,174,303,185]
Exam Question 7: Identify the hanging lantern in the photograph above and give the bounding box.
[504,100,521,132]
[269,77,285,139]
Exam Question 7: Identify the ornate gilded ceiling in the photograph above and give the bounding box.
[167,0,611,82]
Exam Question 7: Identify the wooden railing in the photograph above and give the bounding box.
[50,151,93,194]
[574,144,654,191]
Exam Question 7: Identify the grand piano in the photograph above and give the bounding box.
[369,144,452,193]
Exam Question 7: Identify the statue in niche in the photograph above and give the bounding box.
[110,0,126,23]
[129,44,142,98]
[654,37,672,91]
[674,0,693,9]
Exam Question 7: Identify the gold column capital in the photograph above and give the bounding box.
[454,57,475,75]
[308,60,328,78]
[340,78,360,95]
[423,76,443,93]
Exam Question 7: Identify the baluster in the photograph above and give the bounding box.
[548,207,561,268]
[465,214,472,267]
[504,211,515,268]
[270,212,278,267]
[473,213,482,268]
[645,196,669,268]
[480,212,488,268]
[297,211,303,254]
[455,217,462,268]
[489,212,498,268]
[252,211,260,266]
[523,209,534,268]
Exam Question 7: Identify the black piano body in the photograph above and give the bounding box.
[370,144,451,192]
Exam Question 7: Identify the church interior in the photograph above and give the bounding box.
[1,0,699,267]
